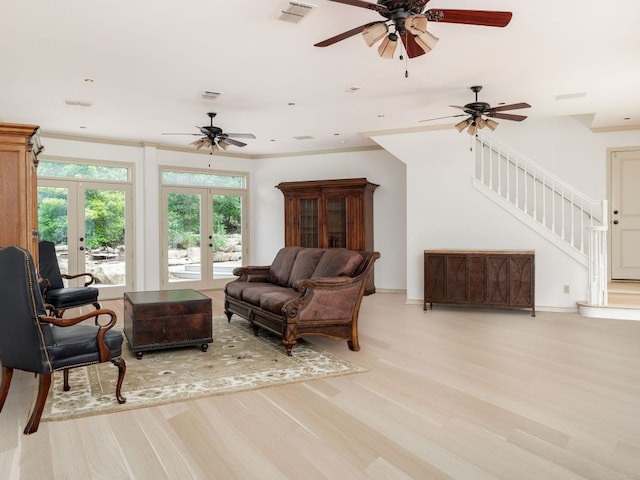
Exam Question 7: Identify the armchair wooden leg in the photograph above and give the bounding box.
[63,369,70,391]
[111,357,127,404]
[24,373,52,435]
[0,366,13,412]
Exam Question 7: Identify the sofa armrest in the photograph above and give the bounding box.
[232,265,270,282]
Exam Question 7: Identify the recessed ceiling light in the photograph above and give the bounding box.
[345,86,361,93]
[79,126,87,129]
[333,133,340,136]
[65,100,92,107]
[84,78,94,83]
[555,92,587,100]
[377,114,385,118]
[288,102,296,106]
[624,117,631,121]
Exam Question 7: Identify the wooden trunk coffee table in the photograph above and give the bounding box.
[123,289,213,359]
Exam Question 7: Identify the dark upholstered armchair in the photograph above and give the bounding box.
[38,240,100,318]
[0,246,126,435]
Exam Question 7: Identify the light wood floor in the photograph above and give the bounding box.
[1,291,639,479]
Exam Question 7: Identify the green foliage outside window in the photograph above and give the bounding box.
[84,190,125,249]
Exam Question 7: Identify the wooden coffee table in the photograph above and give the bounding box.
[123,289,213,359]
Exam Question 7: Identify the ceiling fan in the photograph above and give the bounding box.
[162,112,255,153]
[420,86,531,134]
[315,0,513,60]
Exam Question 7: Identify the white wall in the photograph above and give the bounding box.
[371,116,640,309]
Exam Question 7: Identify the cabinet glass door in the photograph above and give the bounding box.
[326,197,347,248]
[300,198,319,247]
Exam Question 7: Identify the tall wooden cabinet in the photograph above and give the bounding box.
[276,177,378,293]
[0,123,43,263]
[424,250,535,316]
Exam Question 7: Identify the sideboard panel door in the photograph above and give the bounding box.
[446,255,467,303]
[509,255,535,307]
[486,255,509,305]
[467,256,487,304]
[424,254,446,304]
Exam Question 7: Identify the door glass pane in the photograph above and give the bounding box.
[211,194,242,279]
[37,186,69,276]
[326,197,347,248]
[84,189,126,286]
[167,193,202,282]
[300,198,318,248]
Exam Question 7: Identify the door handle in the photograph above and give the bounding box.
[613,210,619,215]
[80,246,85,250]
[613,220,619,225]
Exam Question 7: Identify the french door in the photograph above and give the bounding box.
[37,179,134,299]
[161,186,246,290]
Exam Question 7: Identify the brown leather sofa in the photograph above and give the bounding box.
[224,247,380,355]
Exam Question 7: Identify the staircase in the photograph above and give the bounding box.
[472,133,640,320]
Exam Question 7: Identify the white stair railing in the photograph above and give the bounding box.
[475,133,608,305]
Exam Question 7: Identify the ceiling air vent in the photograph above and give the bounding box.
[201,91,221,100]
[279,2,315,23]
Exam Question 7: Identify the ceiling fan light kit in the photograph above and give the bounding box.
[362,23,388,47]
[455,119,469,132]
[377,33,398,58]
[484,118,499,131]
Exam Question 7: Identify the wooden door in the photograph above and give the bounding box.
[611,149,640,280]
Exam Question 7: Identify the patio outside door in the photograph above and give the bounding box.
[162,186,245,290]
[38,179,134,299]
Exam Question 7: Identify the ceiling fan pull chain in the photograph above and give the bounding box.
[403,32,409,78]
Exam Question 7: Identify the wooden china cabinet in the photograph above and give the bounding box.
[0,123,43,263]
[276,177,378,293]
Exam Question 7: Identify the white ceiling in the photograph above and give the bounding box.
[2,0,639,157]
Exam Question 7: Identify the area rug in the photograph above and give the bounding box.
[42,315,367,422]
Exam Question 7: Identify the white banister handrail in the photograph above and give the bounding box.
[475,132,608,306]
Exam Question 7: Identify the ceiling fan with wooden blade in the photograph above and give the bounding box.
[419,86,531,134]
[162,112,255,152]
[314,0,512,59]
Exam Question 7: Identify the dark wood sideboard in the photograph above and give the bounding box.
[424,250,535,316]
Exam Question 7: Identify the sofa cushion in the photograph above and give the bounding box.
[242,285,293,306]
[312,249,364,278]
[226,281,274,300]
[260,290,300,314]
[288,248,325,287]
[267,247,302,287]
